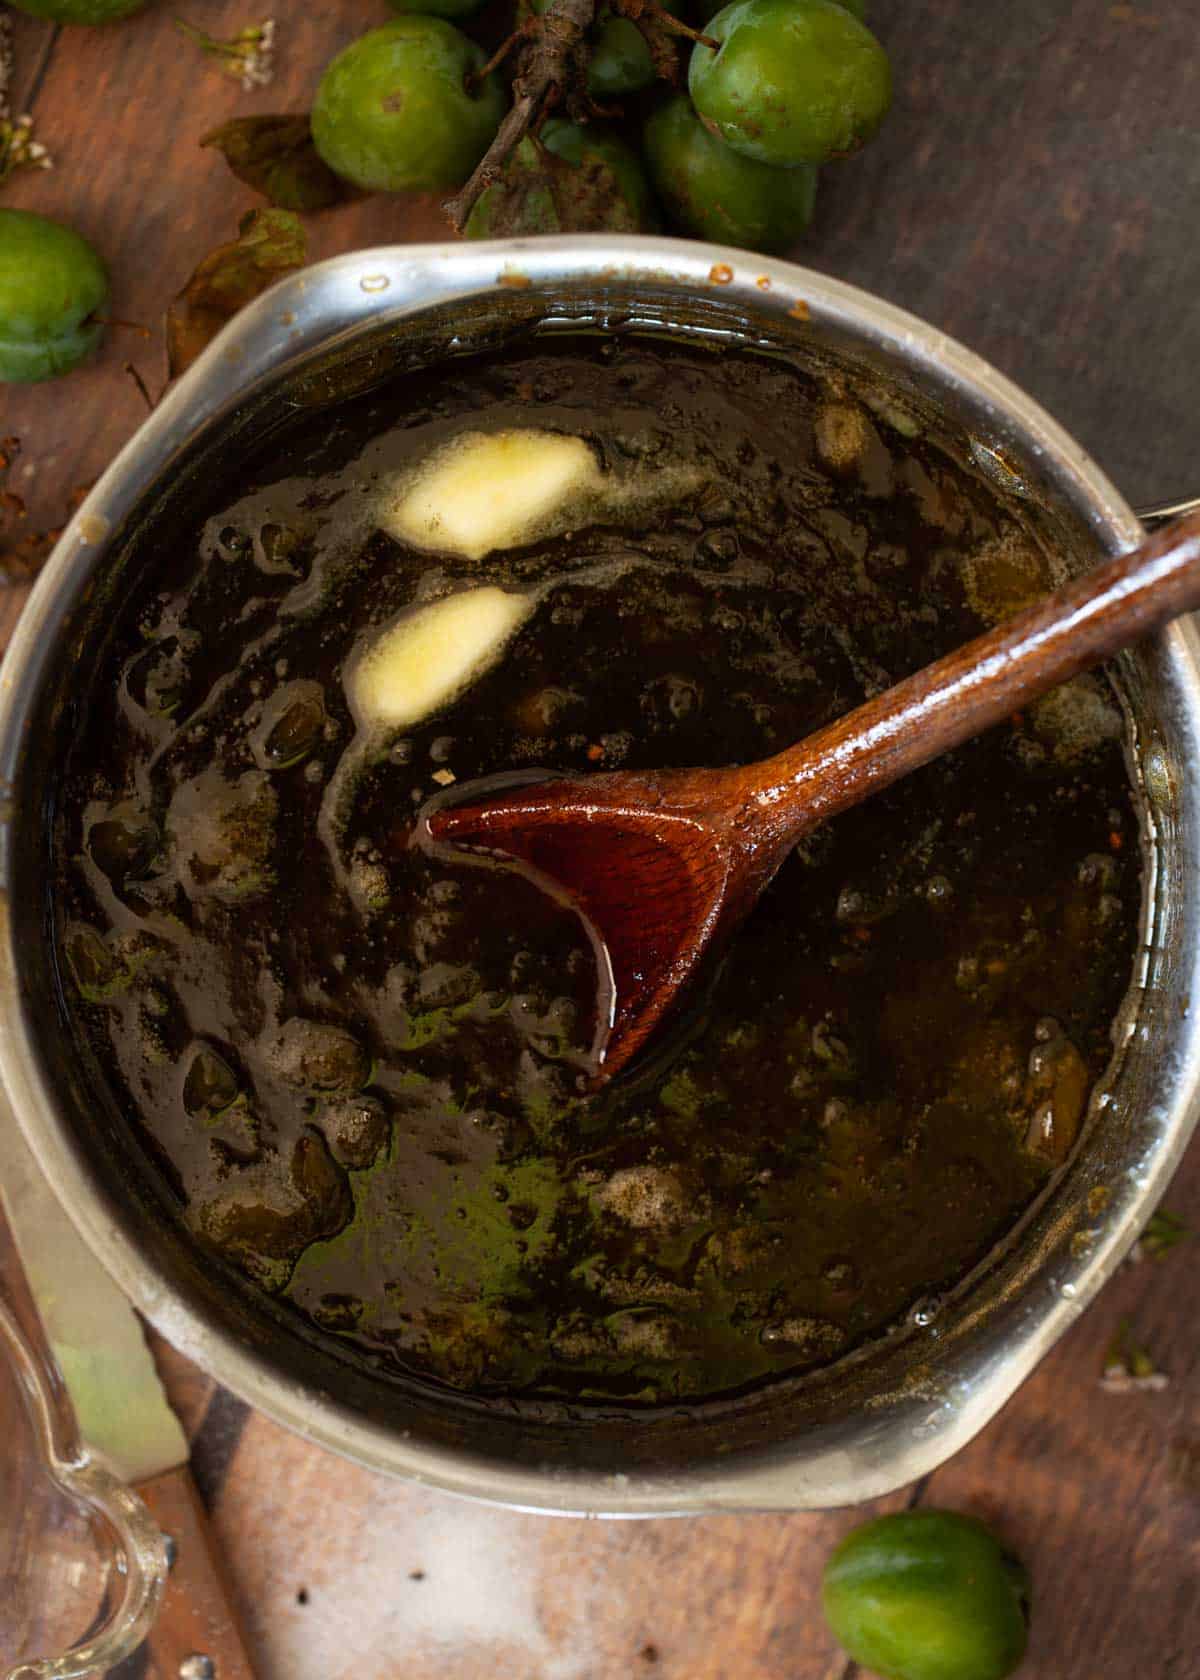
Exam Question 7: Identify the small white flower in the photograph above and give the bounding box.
[1100,1365,1170,1394]
[176,16,277,93]
[0,114,54,185]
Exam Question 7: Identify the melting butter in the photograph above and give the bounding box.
[381,429,602,561]
[349,585,534,731]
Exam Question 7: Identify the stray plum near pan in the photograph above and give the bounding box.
[53,335,1141,1405]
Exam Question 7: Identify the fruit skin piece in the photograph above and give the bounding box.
[689,0,891,166]
[465,122,657,239]
[540,119,659,229]
[7,0,145,20]
[311,20,507,194]
[643,94,815,252]
[0,209,109,384]
[822,1510,1031,1680]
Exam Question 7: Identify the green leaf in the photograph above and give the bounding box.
[166,208,306,379]
[1139,1206,1191,1261]
[201,115,350,213]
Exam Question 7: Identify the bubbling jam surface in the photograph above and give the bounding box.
[54,335,1141,1403]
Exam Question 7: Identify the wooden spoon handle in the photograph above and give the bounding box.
[750,508,1200,840]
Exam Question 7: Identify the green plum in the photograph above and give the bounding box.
[643,94,815,251]
[588,14,657,96]
[312,20,506,194]
[689,0,891,166]
[0,210,108,384]
[7,0,146,20]
[823,1511,1031,1680]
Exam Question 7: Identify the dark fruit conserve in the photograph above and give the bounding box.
[54,333,1140,1404]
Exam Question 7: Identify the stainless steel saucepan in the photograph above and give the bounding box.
[1,236,1197,1516]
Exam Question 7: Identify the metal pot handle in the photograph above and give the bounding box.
[1137,495,1200,530]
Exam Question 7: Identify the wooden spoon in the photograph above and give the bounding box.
[421,509,1200,1083]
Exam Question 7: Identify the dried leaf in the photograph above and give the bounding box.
[201,115,348,213]
[0,441,86,585]
[0,530,54,582]
[166,209,306,379]
[464,137,645,240]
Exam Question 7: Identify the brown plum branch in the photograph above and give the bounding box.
[467,17,538,90]
[616,0,718,84]
[445,0,599,231]
[635,1,719,51]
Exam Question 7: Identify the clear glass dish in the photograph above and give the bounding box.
[0,1247,167,1678]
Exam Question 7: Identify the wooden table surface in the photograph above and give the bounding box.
[3,2,1199,1676]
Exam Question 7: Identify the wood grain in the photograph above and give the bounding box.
[137,1465,259,1680]
[923,1144,1200,1679]
[0,3,1197,1677]
[214,1402,911,1680]
[0,0,448,529]
[813,0,1200,512]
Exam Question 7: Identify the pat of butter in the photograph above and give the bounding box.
[349,585,533,731]
[382,429,601,560]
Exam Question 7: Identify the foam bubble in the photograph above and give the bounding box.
[1030,674,1123,764]
[960,525,1051,624]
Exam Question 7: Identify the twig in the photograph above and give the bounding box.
[467,17,537,90]
[622,0,717,86]
[98,317,153,338]
[445,0,598,232]
[581,91,623,120]
[124,363,157,413]
[632,12,678,83]
[624,0,719,51]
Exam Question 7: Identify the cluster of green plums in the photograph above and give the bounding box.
[309,0,891,250]
[0,0,889,381]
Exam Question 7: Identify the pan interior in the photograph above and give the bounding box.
[9,280,1190,1491]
